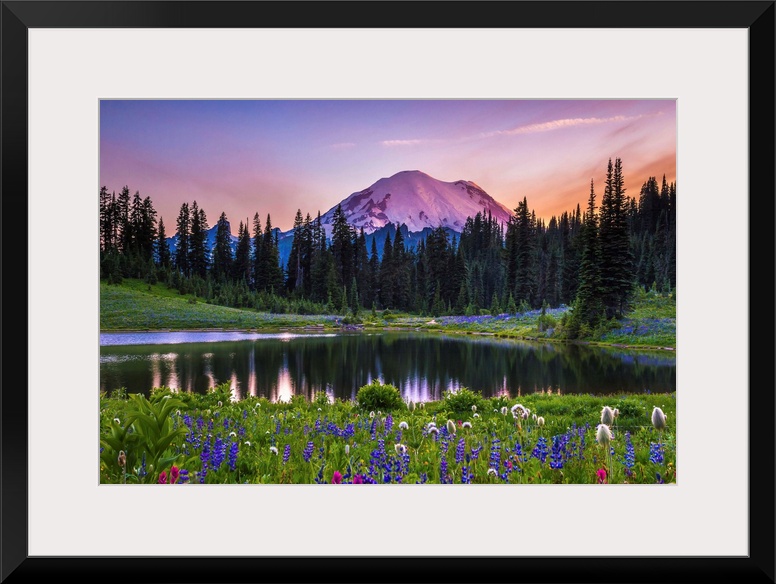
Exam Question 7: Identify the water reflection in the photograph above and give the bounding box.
[99,331,676,402]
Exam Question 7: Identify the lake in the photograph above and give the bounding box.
[99,331,676,402]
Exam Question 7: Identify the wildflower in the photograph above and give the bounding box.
[596,468,607,484]
[229,431,236,437]
[537,416,545,427]
[399,421,409,430]
[217,401,222,407]
[500,407,508,415]
[283,444,291,464]
[117,451,126,468]
[269,446,279,455]
[353,474,364,484]
[613,408,619,419]
[446,420,457,435]
[600,406,615,426]
[369,411,375,419]
[244,441,251,447]
[169,466,180,483]
[462,421,472,429]
[651,407,667,431]
[332,471,343,484]
[408,401,416,411]
[394,443,407,455]
[429,426,439,436]
[345,444,350,455]
[596,424,612,448]
[471,405,477,413]
[158,471,168,484]
[418,402,425,409]
[487,468,497,476]
[113,418,121,425]
[473,413,480,418]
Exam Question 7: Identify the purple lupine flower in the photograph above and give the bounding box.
[455,437,466,464]
[303,441,315,462]
[228,441,239,471]
[283,444,291,464]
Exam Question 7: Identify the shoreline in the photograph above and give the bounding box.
[99,325,676,352]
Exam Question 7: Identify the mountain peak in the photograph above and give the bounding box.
[319,170,513,235]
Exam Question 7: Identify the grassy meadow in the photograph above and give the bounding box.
[100,383,676,485]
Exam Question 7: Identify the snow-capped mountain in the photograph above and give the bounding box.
[317,170,514,236]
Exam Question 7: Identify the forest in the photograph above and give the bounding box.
[99,158,675,338]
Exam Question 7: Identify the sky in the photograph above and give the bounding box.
[100,99,676,234]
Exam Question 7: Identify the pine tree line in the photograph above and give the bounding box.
[99,158,675,329]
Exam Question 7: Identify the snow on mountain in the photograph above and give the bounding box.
[317,170,514,236]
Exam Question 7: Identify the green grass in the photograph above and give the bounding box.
[101,279,675,349]
[100,281,337,330]
[100,385,676,485]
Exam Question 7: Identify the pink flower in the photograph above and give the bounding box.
[158,471,168,484]
[353,474,364,484]
[169,466,180,484]
[596,468,607,484]
[332,471,343,484]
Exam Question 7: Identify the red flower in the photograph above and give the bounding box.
[332,471,343,484]
[353,474,364,484]
[169,466,180,484]
[596,468,607,484]
[158,471,168,484]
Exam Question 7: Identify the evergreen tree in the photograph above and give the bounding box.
[331,204,354,288]
[189,201,209,279]
[156,216,171,267]
[599,157,634,318]
[261,214,283,294]
[233,219,252,284]
[380,233,394,308]
[252,212,263,291]
[174,202,191,275]
[286,209,305,293]
[571,179,604,332]
[212,211,234,281]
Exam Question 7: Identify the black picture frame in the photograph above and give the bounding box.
[2,1,773,582]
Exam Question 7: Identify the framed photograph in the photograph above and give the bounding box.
[4,1,773,582]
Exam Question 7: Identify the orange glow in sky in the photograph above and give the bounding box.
[100,99,676,233]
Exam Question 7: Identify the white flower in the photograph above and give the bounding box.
[473,413,480,418]
[244,441,251,447]
[113,418,121,425]
[408,401,416,411]
[462,421,472,429]
[399,421,409,430]
[446,420,457,435]
[317,408,322,411]
[613,408,619,418]
[229,431,236,437]
[532,413,537,421]
[501,407,508,415]
[394,443,407,455]
[217,401,223,407]
[369,411,375,419]
[601,406,615,426]
[537,416,545,427]
[651,406,667,431]
[487,468,497,476]
[344,444,350,455]
[471,405,477,412]
[269,446,279,455]
[418,402,425,409]
[596,423,613,447]
[429,426,439,436]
